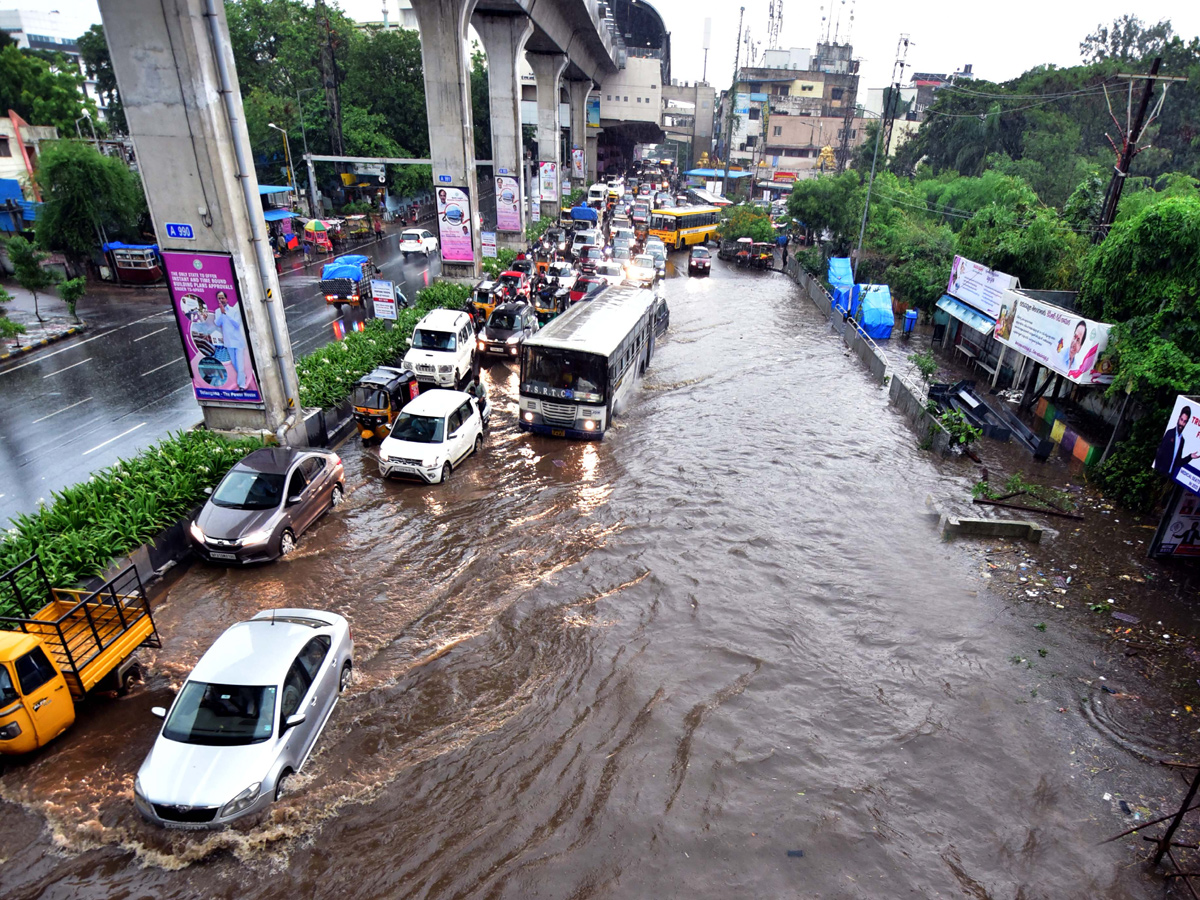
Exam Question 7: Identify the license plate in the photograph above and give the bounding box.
[552,429,565,437]
[209,551,237,560]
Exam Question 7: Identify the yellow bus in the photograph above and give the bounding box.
[648,206,722,250]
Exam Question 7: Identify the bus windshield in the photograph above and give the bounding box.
[650,214,676,233]
[522,347,607,402]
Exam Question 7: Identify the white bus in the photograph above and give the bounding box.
[519,285,663,439]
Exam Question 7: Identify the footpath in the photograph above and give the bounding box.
[0,283,85,362]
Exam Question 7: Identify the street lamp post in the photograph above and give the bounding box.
[294,87,320,218]
[267,123,296,200]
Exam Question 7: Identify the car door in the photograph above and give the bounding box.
[300,457,329,525]
[283,464,312,534]
[445,407,466,464]
[13,646,71,746]
[295,635,337,748]
[460,401,481,454]
[278,655,316,768]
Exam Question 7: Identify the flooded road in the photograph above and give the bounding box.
[0,261,1165,898]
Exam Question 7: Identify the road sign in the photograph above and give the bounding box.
[371,278,396,320]
[481,231,497,258]
[165,222,195,240]
[437,175,452,183]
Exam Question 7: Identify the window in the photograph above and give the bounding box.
[297,636,331,682]
[0,136,10,158]
[286,467,308,500]
[748,108,760,120]
[606,94,611,101]
[447,408,463,434]
[831,88,844,100]
[301,457,324,480]
[457,401,474,425]
[623,96,628,102]
[281,659,313,722]
[773,125,782,136]
[801,84,814,92]
[637,97,641,103]
[746,135,758,147]
[15,647,56,695]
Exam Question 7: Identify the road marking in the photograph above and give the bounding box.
[133,326,169,342]
[285,302,298,310]
[32,396,93,423]
[140,356,185,377]
[83,422,146,456]
[42,358,92,378]
[0,310,169,377]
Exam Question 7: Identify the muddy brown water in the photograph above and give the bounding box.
[0,262,1171,898]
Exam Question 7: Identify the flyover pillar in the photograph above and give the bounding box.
[473,12,533,253]
[526,51,568,223]
[410,0,481,279]
[566,78,592,188]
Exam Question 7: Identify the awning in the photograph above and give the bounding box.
[936,294,996,336]
[262,208,295,222]
[258,184,292,195]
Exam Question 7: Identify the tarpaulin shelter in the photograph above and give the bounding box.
[827,257,852,287]
[832,283,860,317]
[570,206,599,224]
[858,285,895,340]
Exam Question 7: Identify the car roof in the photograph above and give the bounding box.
[236,447,306,474]
[493,300,529,313]
[418,309,469,329]
[189,613,338,685]
[402,389,471,416]
[500,270,525,277]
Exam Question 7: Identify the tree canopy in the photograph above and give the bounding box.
[0,43,96,133]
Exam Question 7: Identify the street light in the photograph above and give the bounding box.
[75,110,100,153]
[294,87,320,217]
[266,123,296,199]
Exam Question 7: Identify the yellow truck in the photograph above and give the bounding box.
[0,555,160,755]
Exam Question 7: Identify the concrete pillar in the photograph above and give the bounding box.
[473,12,533,253]
[410,0,480,279]
[99,0,300,440]
[587,130,599,180]
[526,51,568,221]
[566,78,592,188]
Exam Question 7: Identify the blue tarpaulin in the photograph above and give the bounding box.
[571,206,598,223]
[827,257,852,287]
[859,285,895,340]
[334,254,369,266]
[262,208,295,222]
[258,184,292,195]
[684,168,755,179]
[832,283,861,317]
[101,242,159,252]
[322,255,370,281]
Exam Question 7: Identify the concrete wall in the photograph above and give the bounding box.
[599,57,662,124]
[890,373,952,455]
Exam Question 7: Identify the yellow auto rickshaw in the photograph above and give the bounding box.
[469,279,503,328]
[352,366,420,440]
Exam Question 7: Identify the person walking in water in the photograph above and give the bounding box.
[214,290,250,390]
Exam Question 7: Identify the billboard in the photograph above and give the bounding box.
[435,185,473,262]
[1153,395,1200,494]
[162,251,262,405]
[1157,490,1200,557]
[586,96,600,127]
[947,255,1018,320]
[494,175,521,231]
[538,162,558,203]
[994,293,1113,385]
[571,148,585,179]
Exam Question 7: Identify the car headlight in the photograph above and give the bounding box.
[583,420,596,431]
[189,520,205,542]
[523,411,534,422]
[0,721,22,740]
[506,334,521,343]
[133,775,153,813]
[241,527,273,546]
[423,458,439,468]
[478,339,486,349]
[401,360,414,371]
[438,365,453,374]
[220,782,262,818]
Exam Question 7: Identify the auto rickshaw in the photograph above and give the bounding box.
[470,279,502,327]
[533,281,570,324]
[352,366,420,440]
[734,237,754,268]
[751,243,775,270]
[633,221,649,244]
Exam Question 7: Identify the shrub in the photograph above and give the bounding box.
[482,248,517,279]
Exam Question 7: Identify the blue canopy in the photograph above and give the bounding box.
[334,254,370,266]
[262,208,294,222]
[322,256,369,280]
[935,294,996,336]
[859,285,895,340]
[684,168,756,178]
[101,241,160,252]
[827,257,852,287]
[258,184,292,195]
[571,206,599,223]
[832,283,860,317]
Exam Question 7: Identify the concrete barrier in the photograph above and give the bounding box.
[939,515,1044,543]
[889,373,952,455]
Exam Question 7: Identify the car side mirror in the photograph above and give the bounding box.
[204,486,213,496]
[287,494,303,506]
[285,712,306,730]
[151,706,166,718]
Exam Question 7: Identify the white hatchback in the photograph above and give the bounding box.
[399,229,438,257]
[378,389,484,484]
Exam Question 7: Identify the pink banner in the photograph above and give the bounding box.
[436,185,474,262]
[495,176,521,232]
[162,251,262,405]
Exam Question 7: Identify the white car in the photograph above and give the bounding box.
[402,308,476,389]
[399,228,438,258]
[627,254,658,286]
[378,389,485,484]
[134,609,353,828]
[570,229,598,260]
[595,262,625,286]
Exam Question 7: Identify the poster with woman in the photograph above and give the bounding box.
[436,186,474,262]
[495,176,521,232]
[162,251,262,405]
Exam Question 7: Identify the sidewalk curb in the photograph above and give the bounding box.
[0,322,87,363]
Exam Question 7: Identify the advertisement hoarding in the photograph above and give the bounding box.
[586,96,600,127]
[435,185,473,262]
[947,255,1018,320]
[494,175,521,231]
[1156,489,1200,557]
[572,148,585,179]
[994,293,1113,385]
[162,251,262,406]
[481,231,497,259]
[538,162,559,203]
[1152,395,1200,494]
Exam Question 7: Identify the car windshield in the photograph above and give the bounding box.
[401,231,421,242]
[353,386,388,409]
[614,248,632,260]
[388,413,445,443]
[162,682,277,746]
[584,248,603,259]
[692,248,711,258]
[412,329,456,351]
[523,347,607,398]
[211,469,285,510]
[598,264,622,277]
[488,311,520,331]
[472,289,494,304]
[634,256,654,268]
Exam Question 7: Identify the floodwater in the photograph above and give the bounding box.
[0,261,1169,898]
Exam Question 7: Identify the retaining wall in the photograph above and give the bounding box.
[889,372,952,455]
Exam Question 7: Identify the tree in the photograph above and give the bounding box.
[1081,15,1173,64]
[786,171,862,253]
[58,277,86,323]
[0,317,27,347]
[470,45,491,161]
[5,237,59,322]
[34,140,147,275]
[0,43,96,132]
[77,24,125,134]
[717,204,775,243]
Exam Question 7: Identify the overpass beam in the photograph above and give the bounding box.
[473,12,533,253]
[566,78,592,186]
[410,0,480,279]
[526,51,568,222]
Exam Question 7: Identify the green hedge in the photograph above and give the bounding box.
[0,430,264,603]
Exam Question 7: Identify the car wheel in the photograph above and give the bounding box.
[402,251,409,260]
[330,483,344,509]
[275,768,293,802]
[279,529,296,557]
[439,462,451,484]
[474,434,483,455]
[339,661,353,693]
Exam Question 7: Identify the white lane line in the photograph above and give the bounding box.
[285,302,298,310]
[134,326,169,342]
[83,422,146,456]
[140,356,184,377]
[32,396,93,423]
[0,310,169,376]
[42,358,92,379]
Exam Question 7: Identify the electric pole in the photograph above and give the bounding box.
[316,0,344,158]
[879,35,910,162]
[720,6,745,198]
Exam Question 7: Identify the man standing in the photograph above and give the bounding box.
[1155,405,1199,477]
[214,290,250,391]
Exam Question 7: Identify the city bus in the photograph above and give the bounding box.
[518,285,659,439]
[648,206,721,250]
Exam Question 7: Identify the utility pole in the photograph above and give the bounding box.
[721,6,745,198]
[315,0,344,159]
[1093,58,1186,241]
[879,35,910,163]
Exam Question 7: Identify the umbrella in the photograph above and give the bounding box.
[304,220,328,233]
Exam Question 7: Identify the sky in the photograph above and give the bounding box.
[39,0,1200,104]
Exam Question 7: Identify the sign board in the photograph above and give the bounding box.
[734,92,750,115]
[947,255,1018,320]
[495,176,521,231]
[1153,395,1200,494]
[572,148,585,179]
[162,251,263,406]
[353,163,386,179]
[538,162,559,203]
[165,222,195,240]
[1154,489,1200,557]
[371,279,394,302]
[481,231,497,258]
[994,293,1113,385]
[437,174,452,183]
[435,185,473,262]
[586,96,600,127]
[372,297,396,320]
[774,170,798,183]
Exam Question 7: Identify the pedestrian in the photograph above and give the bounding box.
[302,239,312,265]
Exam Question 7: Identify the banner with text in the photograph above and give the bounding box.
[538,162,559,203]
[494,176,521,231]
[572,149,585,179]
[1152,395,1200,494]
[947,255,1018,320]
[994,293,1113,385]
[436,185,473,262]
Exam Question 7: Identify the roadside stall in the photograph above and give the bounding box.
[303,219,334,254]
[101,242,163,285]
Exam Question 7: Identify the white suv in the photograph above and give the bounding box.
[399,229,438,258]
[402,309,476,388]
[378,390,484,484]
[570,229,598,260]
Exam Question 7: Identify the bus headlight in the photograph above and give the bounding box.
[583,420,596,431]
[523,412,534,422]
